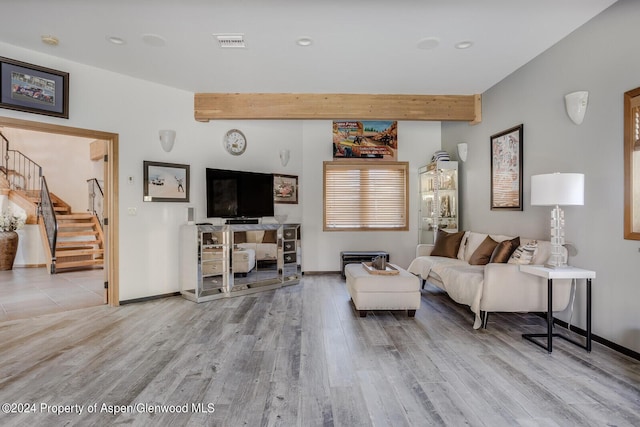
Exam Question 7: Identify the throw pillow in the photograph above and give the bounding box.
[468,236,499,265]
[507,240,538,265]
[234,231,247,244]
[431,230,466,259]
[262,229,278,244]
[489,236,521,263]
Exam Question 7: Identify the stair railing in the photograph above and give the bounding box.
[0,131,43,194]
[87,178,104,227]
[39,176,58,273]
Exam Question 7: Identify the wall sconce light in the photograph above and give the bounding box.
[457,143,468,162]
[279,149,290,167]
[159,129,176,152]
[565,91,589,125]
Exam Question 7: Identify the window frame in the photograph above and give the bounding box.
[624,87,640,240]
[323,160,409,232]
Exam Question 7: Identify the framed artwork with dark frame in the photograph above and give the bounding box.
[273,174,298,204]
[143,161,190,202]
[490,124,523,210]
[0,56,69,119]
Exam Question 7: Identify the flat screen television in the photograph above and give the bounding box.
[206,168,274,218]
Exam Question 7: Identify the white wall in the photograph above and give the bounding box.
[0,42,441,302]
[301,121,441,271]
[442,0,640,354]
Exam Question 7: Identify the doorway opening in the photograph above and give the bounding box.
[0,116,119,308]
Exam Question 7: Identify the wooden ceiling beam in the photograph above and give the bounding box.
[194,93,481,123]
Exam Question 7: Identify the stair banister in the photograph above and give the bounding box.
[0,130,43,194]
[39,176,58,273]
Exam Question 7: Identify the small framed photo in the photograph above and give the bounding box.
[143,161,190,202]
[274,174,298,204]
[490,124,523,210]
[0,56,69,119]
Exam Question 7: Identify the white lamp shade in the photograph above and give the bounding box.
[531,173,584,206]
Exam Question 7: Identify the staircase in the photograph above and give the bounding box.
[52,212,105,272]
[6,189,104,273]
[1,131,105,273]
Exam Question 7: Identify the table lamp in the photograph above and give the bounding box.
[531,173,584,268]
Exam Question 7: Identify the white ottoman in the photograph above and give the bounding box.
[345,263,421,317]
[232,248,256,275]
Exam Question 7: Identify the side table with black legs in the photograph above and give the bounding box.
[519,265,596,353]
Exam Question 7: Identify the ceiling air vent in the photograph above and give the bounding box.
[213,34,246,48]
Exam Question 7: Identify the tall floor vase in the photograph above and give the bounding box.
[0,231,19,270]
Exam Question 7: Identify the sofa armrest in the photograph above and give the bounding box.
[482,263,572,312]
[416,244,435,257]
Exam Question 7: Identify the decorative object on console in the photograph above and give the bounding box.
[490,124,523,211]
[457,143,468,162]
[279,149,290,166]
[531,172,584,268]
[159,129,176,152]
[565,91,589,125]
[143,160,190,202]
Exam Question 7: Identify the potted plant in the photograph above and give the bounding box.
[0,206,27,270]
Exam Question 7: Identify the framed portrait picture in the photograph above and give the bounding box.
[274,174,298,204]
[143,161,190,202]
[0,56,69,119]
[490,124,523,210]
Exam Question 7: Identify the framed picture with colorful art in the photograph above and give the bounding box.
[273,174,298,204]
[0,56,69,119]
[490,124,523,210]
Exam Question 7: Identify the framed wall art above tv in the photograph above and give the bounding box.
[0,56,69,119]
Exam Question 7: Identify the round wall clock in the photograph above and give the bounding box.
[223,129,247,156]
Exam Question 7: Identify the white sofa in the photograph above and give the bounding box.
[407,230,572,329]
[236,230,279,262]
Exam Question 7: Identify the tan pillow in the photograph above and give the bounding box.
[468,236,499,265]
[508,240,538,265]
[489,237,520,263]
[262,229,278,244]
[431,230,466,259]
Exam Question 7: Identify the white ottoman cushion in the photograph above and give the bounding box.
[345,263,421,317]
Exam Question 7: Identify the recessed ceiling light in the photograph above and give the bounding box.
[455,41,473,49]
[41,35,59,46]
[417,37,440,50]
[106,36,126,45]
[296,37,313,47]
[141,33,166,47]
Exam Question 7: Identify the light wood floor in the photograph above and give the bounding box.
[0,274,638,426]
[0,267,105,321]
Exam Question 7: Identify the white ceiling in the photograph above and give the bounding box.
[1,0,617,95]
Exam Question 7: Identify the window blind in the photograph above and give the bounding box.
[324,161,408,231]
